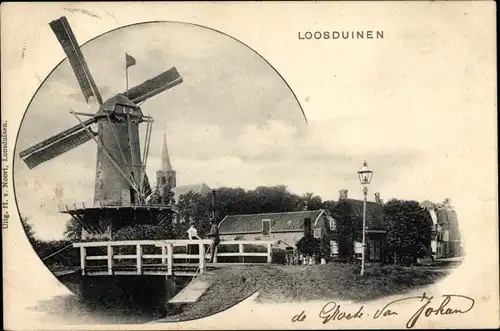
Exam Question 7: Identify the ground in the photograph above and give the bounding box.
[159,260,458,323]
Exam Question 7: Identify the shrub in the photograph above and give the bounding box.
[33,240,80,268]
[296,234,320,256]
[271,248,287,264]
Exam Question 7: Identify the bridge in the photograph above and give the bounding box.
[73,239,276,277]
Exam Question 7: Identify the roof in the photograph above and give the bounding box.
[172,183,212,202]
[218,210,326,234]
[343,199,386,230]
[428,209,438,226]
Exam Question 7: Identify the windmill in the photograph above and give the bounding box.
[19,17,182,239]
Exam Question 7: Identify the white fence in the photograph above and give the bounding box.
[214,240,275,263]
[73,239,276,276]
[74,239,212,276]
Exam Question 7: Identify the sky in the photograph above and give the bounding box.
[13,19,495,240]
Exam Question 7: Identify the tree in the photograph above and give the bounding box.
[438,198,453,210]
[114,224,174,241]
[161,184,175,205]
[420,198,453,211]
[64,218,82,240]
[384,199,433,265]
[20,216,37,245]
[319,233,332,261]
[329,200,362,260]
[213,185,306,217]
[175,191,212,238]
[321,200,336,211]
[298,192,323,211]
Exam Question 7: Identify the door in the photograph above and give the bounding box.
[369,239,382,261]
[374,240,381,261]
[369,240,375,260]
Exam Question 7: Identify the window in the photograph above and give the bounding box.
[329,219,336,231]
[262,219,271,236]
[314,228,322,238]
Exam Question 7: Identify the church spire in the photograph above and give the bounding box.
[161,133,173,171]
[156,132,176,193]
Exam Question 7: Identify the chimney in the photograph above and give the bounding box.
[339,189,348,200]
[375,192,381,204]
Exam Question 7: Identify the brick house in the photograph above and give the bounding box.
[218,209,333,251]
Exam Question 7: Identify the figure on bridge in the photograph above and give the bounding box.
[186,223,201,240]
[186,222,201,256]
[207,219,220,263]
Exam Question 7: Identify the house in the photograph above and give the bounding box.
[427,207,462,258]
[335,189,387,262]
[218,209,334,251]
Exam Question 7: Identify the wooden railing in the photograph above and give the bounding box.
[73,240,212,276]
[213,240,275,264]
[73,239,277,276]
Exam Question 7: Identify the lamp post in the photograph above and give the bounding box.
[357,160,373,276]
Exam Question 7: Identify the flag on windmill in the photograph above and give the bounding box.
[126,53,136,68]
[125,53,136,96]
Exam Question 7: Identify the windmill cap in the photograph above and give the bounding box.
[98,94,143,117]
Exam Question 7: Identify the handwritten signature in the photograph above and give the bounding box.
[292,293,475,328]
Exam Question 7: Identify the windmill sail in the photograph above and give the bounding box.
[20,119,97,169]
[126,67,183,104]
[50,17,103,105]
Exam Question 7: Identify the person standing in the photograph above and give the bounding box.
[206,189,220,263]
[207,219,220,263]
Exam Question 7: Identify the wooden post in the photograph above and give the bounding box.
[239,243,244,263]
[213,246,218,264]
[267,243,272,263]
[136,244,142,274]
[199,243,205,274]
[107,244,113,275]
[167,244,173,276]
[161,245,167,265]
[80,246,86,275]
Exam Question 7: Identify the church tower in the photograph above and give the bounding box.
[156,133,176,190]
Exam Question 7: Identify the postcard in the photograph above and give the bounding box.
[1,1,498,330]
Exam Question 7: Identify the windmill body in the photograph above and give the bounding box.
[19,17,183,239]
[93,95,144,207]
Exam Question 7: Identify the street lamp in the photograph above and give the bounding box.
[357,160,373,276]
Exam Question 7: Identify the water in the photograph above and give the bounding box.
[22,273,186,325]
[27,294,159,325]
